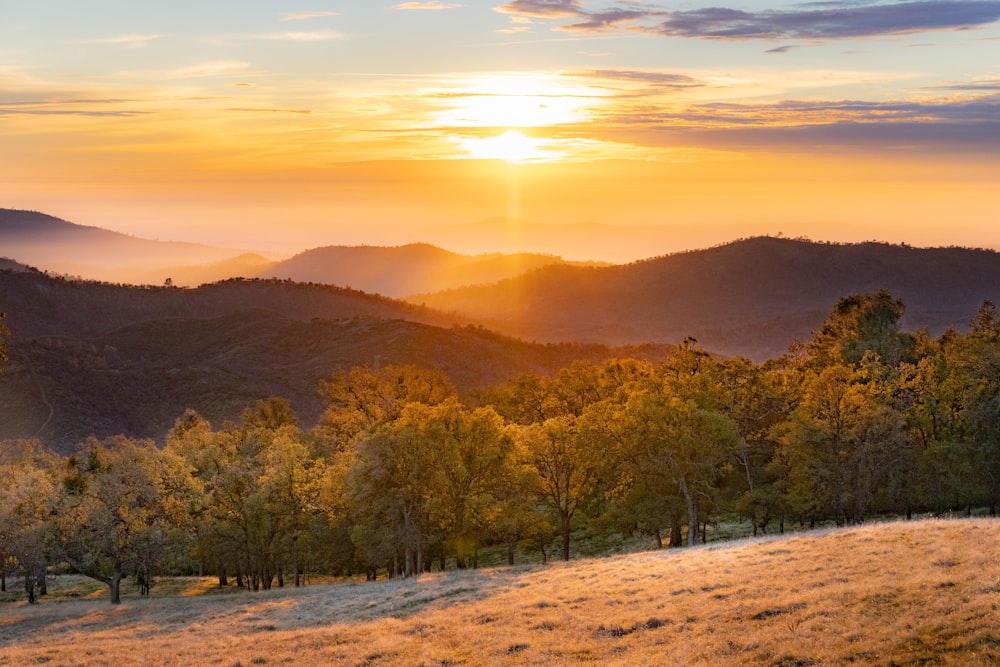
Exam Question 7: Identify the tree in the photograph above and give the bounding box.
[910,305,1000,515]
[346,399,515,575]
[170,402,322,591]
[0,441,60,603]
[347,402,448,576]
[435,404,514,568]
[807,290,914,367]
[517,415,604,561]
[716,358,796,535]
[779,363,911,525]
[620,387,742,546]
[316,364,456,453]
[56,437,197,604]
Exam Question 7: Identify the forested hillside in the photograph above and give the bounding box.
[411,237,1000,360]
[2,290,999,607]
[0,268,667,451]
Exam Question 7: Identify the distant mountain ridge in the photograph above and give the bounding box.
[260,243,605,298]
[409,237,1000,361]
[0,208,267,284]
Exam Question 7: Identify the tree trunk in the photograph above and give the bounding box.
[404,547,414,577]
[669,520,683,547]
[561,511,572,561]
[507,542,515,566]
[678,477,699,546]
[108,572,123,605]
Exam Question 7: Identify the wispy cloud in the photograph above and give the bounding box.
[569,69,705,91]
[391,1,464,9]
[81,34,161,48]
[494,0,1000,40]
[495,0,583,18]
[281,11,339,21]
[168,61,252,79]
[250,29,346,41]
[655,1,1000,40]
[592,93,1000,153]
[765,45,800,54]
[932,77,1000,90]
[0,98,148,117]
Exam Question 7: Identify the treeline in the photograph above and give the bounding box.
[2,290,1000,605]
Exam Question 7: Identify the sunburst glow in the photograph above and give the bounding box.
[434,74,597,128]
[458,130,561,163]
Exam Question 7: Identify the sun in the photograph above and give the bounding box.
[434,73,593,129]
[458,130,560,163]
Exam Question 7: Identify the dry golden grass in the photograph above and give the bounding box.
[2,518,999,666]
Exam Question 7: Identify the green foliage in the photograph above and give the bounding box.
[6,291,1000,596]
[807,290,915,367]
[54,436,200,603]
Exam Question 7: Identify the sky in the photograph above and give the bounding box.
[1,0,999,260]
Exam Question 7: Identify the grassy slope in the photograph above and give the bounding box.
[2,519,999,666]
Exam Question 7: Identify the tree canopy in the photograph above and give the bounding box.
[4,293,1000,603]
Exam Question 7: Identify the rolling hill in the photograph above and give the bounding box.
[0,208,270,285]
[2,519,997,665]
[259,243,605,298]
[409,237,1000,361]
[0,268,666,452]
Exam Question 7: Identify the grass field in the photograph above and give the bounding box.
[2,518,999,666]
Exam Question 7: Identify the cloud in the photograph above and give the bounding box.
[933,77,1000,90]
[281,11,339,21]
[81,34,161,48]
[0,109,145,117]
[494,0,1000,40]
[570,69,705,90]
[560,7,663,32]
[764,45,799,53]
[168,61,252,79]
[655,1,1000,39]
[494,0,583,18]
[391,1,463,8]
[251,29,346,41]
[0,98,147,117]
[594,94,1000,153]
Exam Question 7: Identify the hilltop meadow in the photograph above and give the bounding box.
[2,518,998,666]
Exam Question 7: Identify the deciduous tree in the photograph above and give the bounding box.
[56,436,197,604]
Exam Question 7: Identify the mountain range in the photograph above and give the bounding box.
[260,243,605,298]
[406,237,1000,360]
[3,208,999,450]
[0,208,270,285]
[0,267,665,451]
